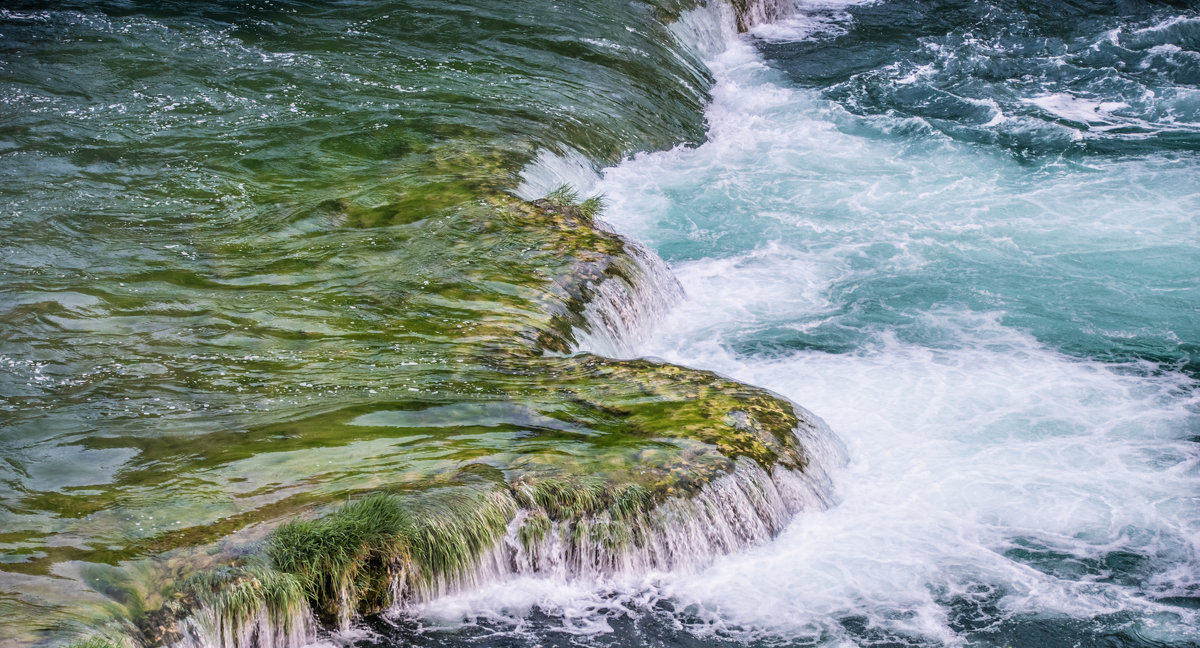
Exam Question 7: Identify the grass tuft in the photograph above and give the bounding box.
[543,185,580,206]
[524,476,609,520]
[266,487,516,620]
[181,563,307,633]
[610,484,653,520]
[268,493,412,622]
[404,490,515,586]
[577,195,604,219]
[541,185,604,219]
[518,477,653,523]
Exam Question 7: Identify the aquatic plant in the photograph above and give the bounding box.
[180,564,308,634]
[264,480,519,620]
[402,488,516,591]
[541,185,606,220]
[267,494,411,623]
[516,476,653,522]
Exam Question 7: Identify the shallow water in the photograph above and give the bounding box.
[0,0,726,639]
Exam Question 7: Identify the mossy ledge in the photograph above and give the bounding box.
[53,181,851,648]
[160,426,842,648]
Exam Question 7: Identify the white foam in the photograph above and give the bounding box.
[638,312,1198,642]
[582,1,1200,644]
[1025,93,1132,130]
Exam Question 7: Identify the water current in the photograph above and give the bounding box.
[2,0,1198,647]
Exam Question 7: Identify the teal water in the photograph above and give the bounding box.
[591,1,1200,646]
[2,0,1199,646]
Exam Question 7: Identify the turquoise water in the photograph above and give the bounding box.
[593,1,1200,645]
[1,0,1198,646]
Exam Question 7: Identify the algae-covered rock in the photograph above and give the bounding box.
[21,140,836,648]
[145,349,835,632]
[14,149,835,648]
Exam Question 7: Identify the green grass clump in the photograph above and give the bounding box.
[517,510,552,552]
[577,195,604,219]
[404,490,515,586]
[518,478,654,523]
[181,564,307,633]
[266,487,517,620]
[268,493,412,622]
[543,185,580,206]
[522,476,609,520]
[540,185,605,219]
[610,484,653,520]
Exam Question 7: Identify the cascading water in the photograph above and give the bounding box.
[173,609,315,648]
[390,447,843,610]
[2,0,1197,647]
[585,1,1200,647]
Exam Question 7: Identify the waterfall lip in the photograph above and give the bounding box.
[567,230,686,359]
[160,410,846,648]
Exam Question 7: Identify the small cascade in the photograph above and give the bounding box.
[533,0,810,358]
[667,0,795,61]
[669,0,741,59]
[571,237,685,358]
[731,0,798,31]
[387,411,847,611]
[499,457,839,580]
[170,604,316,648]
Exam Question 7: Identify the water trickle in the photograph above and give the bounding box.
[570,238,685,359]
[173,606,316,648]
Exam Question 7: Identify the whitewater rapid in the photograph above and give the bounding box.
[488,1,1200,645]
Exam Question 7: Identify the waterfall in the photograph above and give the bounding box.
[570,237,685,358]
[388,415,846,610]
[171,608,316,648]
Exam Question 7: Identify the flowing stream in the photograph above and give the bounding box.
[1,0,1198,647]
